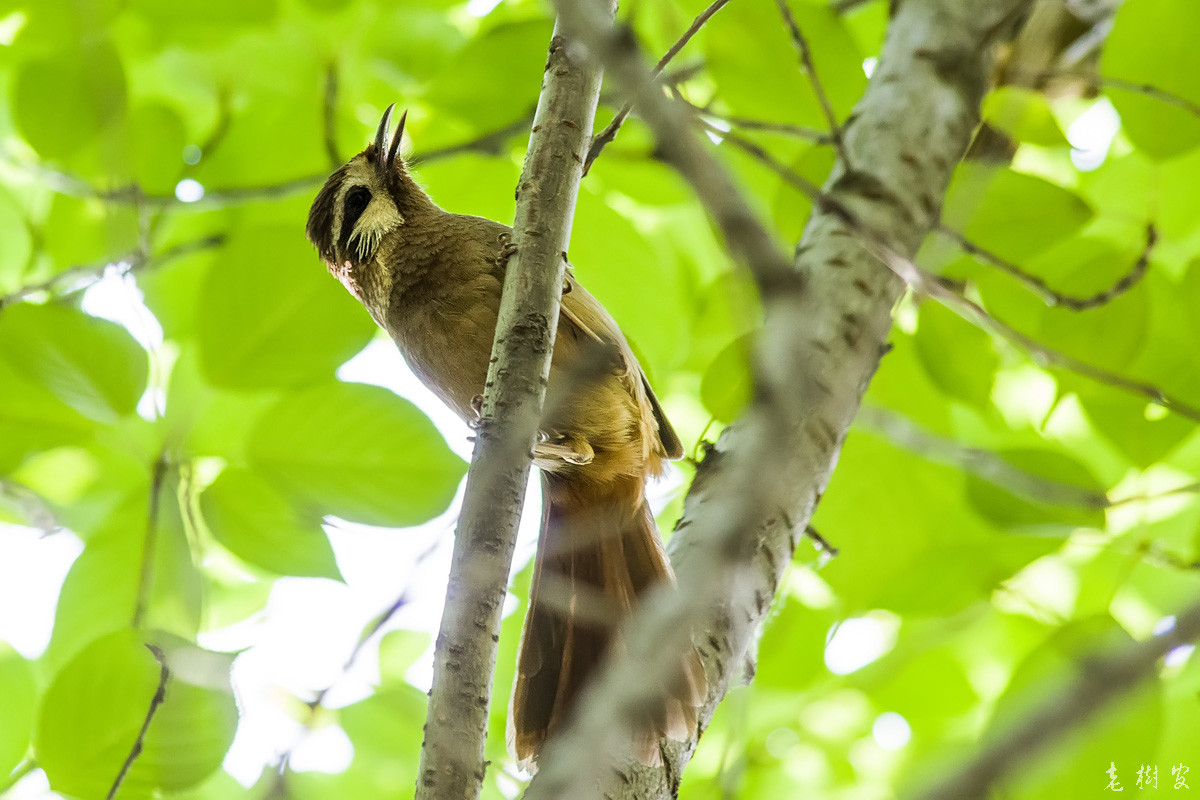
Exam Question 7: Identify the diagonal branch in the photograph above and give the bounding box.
[413,11,613,800]
[911,596,1200,800]
[530,0,1030,798]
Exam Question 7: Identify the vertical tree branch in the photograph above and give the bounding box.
[412,8,614,800]
[531,0,1031,797]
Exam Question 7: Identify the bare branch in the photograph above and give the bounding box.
[413,13,612,800]
[5,114,535,212]
[772,0,850,164]
[585,0,732,172]
[910,596,1200,800]
[936,223,1157,311]
[0,234,226,309]
[106,644,169,800]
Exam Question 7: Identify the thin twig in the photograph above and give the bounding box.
[106,644,169,800]
[772,0,850,164]
[898,266,1200,424]
[0,234,226,309]
[802,525,839,559]
[132,455,169,629]
[937,223,1157,311]
[1008,68,1200,120]
[585,0,732,172]
[322,63,342,168]
[832,0,877,12]
[6,113,536,212]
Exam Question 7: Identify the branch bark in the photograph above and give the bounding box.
[412,11,613,800]
[530,0,1030,797]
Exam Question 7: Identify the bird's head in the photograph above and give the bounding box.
[305,104,415,277]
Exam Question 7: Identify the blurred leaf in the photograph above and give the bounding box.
[988,617,1163,800]
[196,225,376,389]
[942,163,1093,263]
[1103,0,1200,160]
[914,301,998,409]
[44,477,201,676]
[200,467,342,579]
[12,39,126,162]
[423,18,552,130]
[700,333,755,424]
[0,303,148,424]
[981,86,1070,148]
[0,642,35,777]
[247,382,466,527]
[378,629,431,684]
[36,630,162,800]
[0,357,96,474]
[965,448,1107,531]
[36,629,236,799]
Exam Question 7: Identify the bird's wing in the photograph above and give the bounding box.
[559,271,684,461]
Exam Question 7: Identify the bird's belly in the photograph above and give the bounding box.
[391,302,498,424]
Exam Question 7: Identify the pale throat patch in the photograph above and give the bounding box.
[349,197,404,262]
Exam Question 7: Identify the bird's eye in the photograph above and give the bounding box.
[343,186,371,230]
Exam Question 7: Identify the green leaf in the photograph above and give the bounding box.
[0,303,148,423]
[942,163,1093,263]
[913,301,998,409]
[981,86,1070,148]
[0,642,35,777]
[12,39,126,161]
[35,630,237,799]
[44,482,202,676]
[200,467,342,579]
[703,0,865,127]
[0,357,96,474]
[423,19,553,130]
[35,630,163,800]
[571,190,689,375]
[964,448,1107,532]
[196,225,376,389]
[1102,0,1200,159]
[378,629,431,684]
[987,617,1163,799]
[247,382,466,527]
[700,333,755,424]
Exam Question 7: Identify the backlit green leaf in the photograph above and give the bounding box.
[247,382,466,527]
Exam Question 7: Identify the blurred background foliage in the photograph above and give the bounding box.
[1,0,1199,797]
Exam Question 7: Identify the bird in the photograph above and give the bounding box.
[305,105,706,769]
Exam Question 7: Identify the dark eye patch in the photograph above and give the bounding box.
[343,186,371,232]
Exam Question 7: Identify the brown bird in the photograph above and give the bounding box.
[305,106,706,769]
